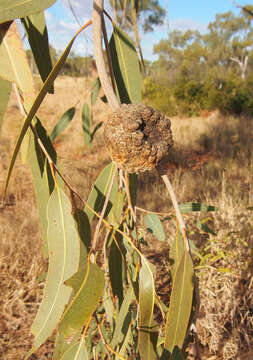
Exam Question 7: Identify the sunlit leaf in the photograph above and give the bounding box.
[164,251,194,352]
[179,202,217,213]
[59,262,104,338]
[85,162,118,222]
[0,0,56,23]
[2,20,90,198]
[109,24,142,104]
[60,338,88,360]
[52,331,82,360]
[0,78,11,136]
[145,213,165,242]
[138,260,158,360]
[27,186,80,356]
[169,233,184,279]
[21,11,53,92]
[50,107,75,142]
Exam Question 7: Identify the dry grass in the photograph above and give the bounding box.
[0,76,252,359]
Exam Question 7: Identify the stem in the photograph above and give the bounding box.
[92,0,119,110]
[161,174,190,252]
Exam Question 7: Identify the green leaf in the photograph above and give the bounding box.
[109,234,124,307]
[179,202,217,213]
[169,233,184,280]
[0,78,11,136]
[59,263,104,338]
[27,186,80,357]
[164,251,194,353]
[145,213,165,242]
[60,338,89,360]
[82,103,92,148]
[3,21,89,198]
[21,11,53,92]
[52,331,82,360]
[74,209,91,254]
[0,0,56,23]
[196,220,217,236]
[138,260,158,360]
[91,77,101,105]
[85,162,118,222]
[50,107,76,142]
[109,24,142,104]
[110,287,134,349]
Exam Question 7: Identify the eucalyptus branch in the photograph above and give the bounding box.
[92,0,119,110]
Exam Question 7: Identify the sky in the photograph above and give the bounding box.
[43,0,246,61]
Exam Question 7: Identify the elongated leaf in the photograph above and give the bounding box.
[169,233,184,280]
[179,202,217,213]
[82,103,92,147]
[110,287,134,349]
[138,260,158,360]
[85,162,118,222]
[0,0,56,23]
[50,107,76,142]
[145,213,165,242]
[91,77,101,105]
[0,78,11,136]
[60,338,88,360]
[21,11,53,92]
[109,24,142,104]
[27,186,80,356]
[59,263,104,338]
[109,233,124,306]
[164,251,194,352]
[52,331,82,360]
[3,20,90,198]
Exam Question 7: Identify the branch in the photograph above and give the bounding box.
[92,0,119,110]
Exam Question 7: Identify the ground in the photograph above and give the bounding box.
[0,76,252,359]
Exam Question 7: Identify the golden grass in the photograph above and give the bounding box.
[0,76,252,359]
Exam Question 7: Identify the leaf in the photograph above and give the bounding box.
[145,213,165,242]
[52,331,82,360]
[0,78,11,136]
[179,202,217,213]
[196,220,217,236]
[109,233,124,307]
[169,233,184,279]
[91,77,101,105]
[59,262,104,338]
[82,103,92,148]
[85,162,118,222]
[109,24,142,104]
[138,260,158,360]
[2,20,90,198]
[50,107,76,142]
[0,0,56,23]
[21,11,53,92]
[164,251,194,353]
[60,338,89,360]
[27,186,80,356]
[110,287,134,349]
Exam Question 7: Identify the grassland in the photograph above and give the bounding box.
[0,76,252,359]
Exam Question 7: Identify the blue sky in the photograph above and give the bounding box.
[44,0,246,61]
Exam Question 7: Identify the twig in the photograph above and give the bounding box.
[161,174,190,252]
[92,0,119,110]
[92,164,118,251]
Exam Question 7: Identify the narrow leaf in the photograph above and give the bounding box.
[164,251,194,352]
[82,103,92,147]
[109,233,124,306]
[85,162,118,222]
[91,77,101,105]
[145,213,165,242]
[169,233,184,280]
[109,25,142,104]
[59,262,104,338]
[0,78,11,136]
[60,338,89,360]
[179,202,217,213]
[138,260,158,360]
[3,20,90,198]
[0,0,56,23]
[27,186,80,355]
[21,11,54,92]
[52,331,81,360]
[50,107,76,142]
